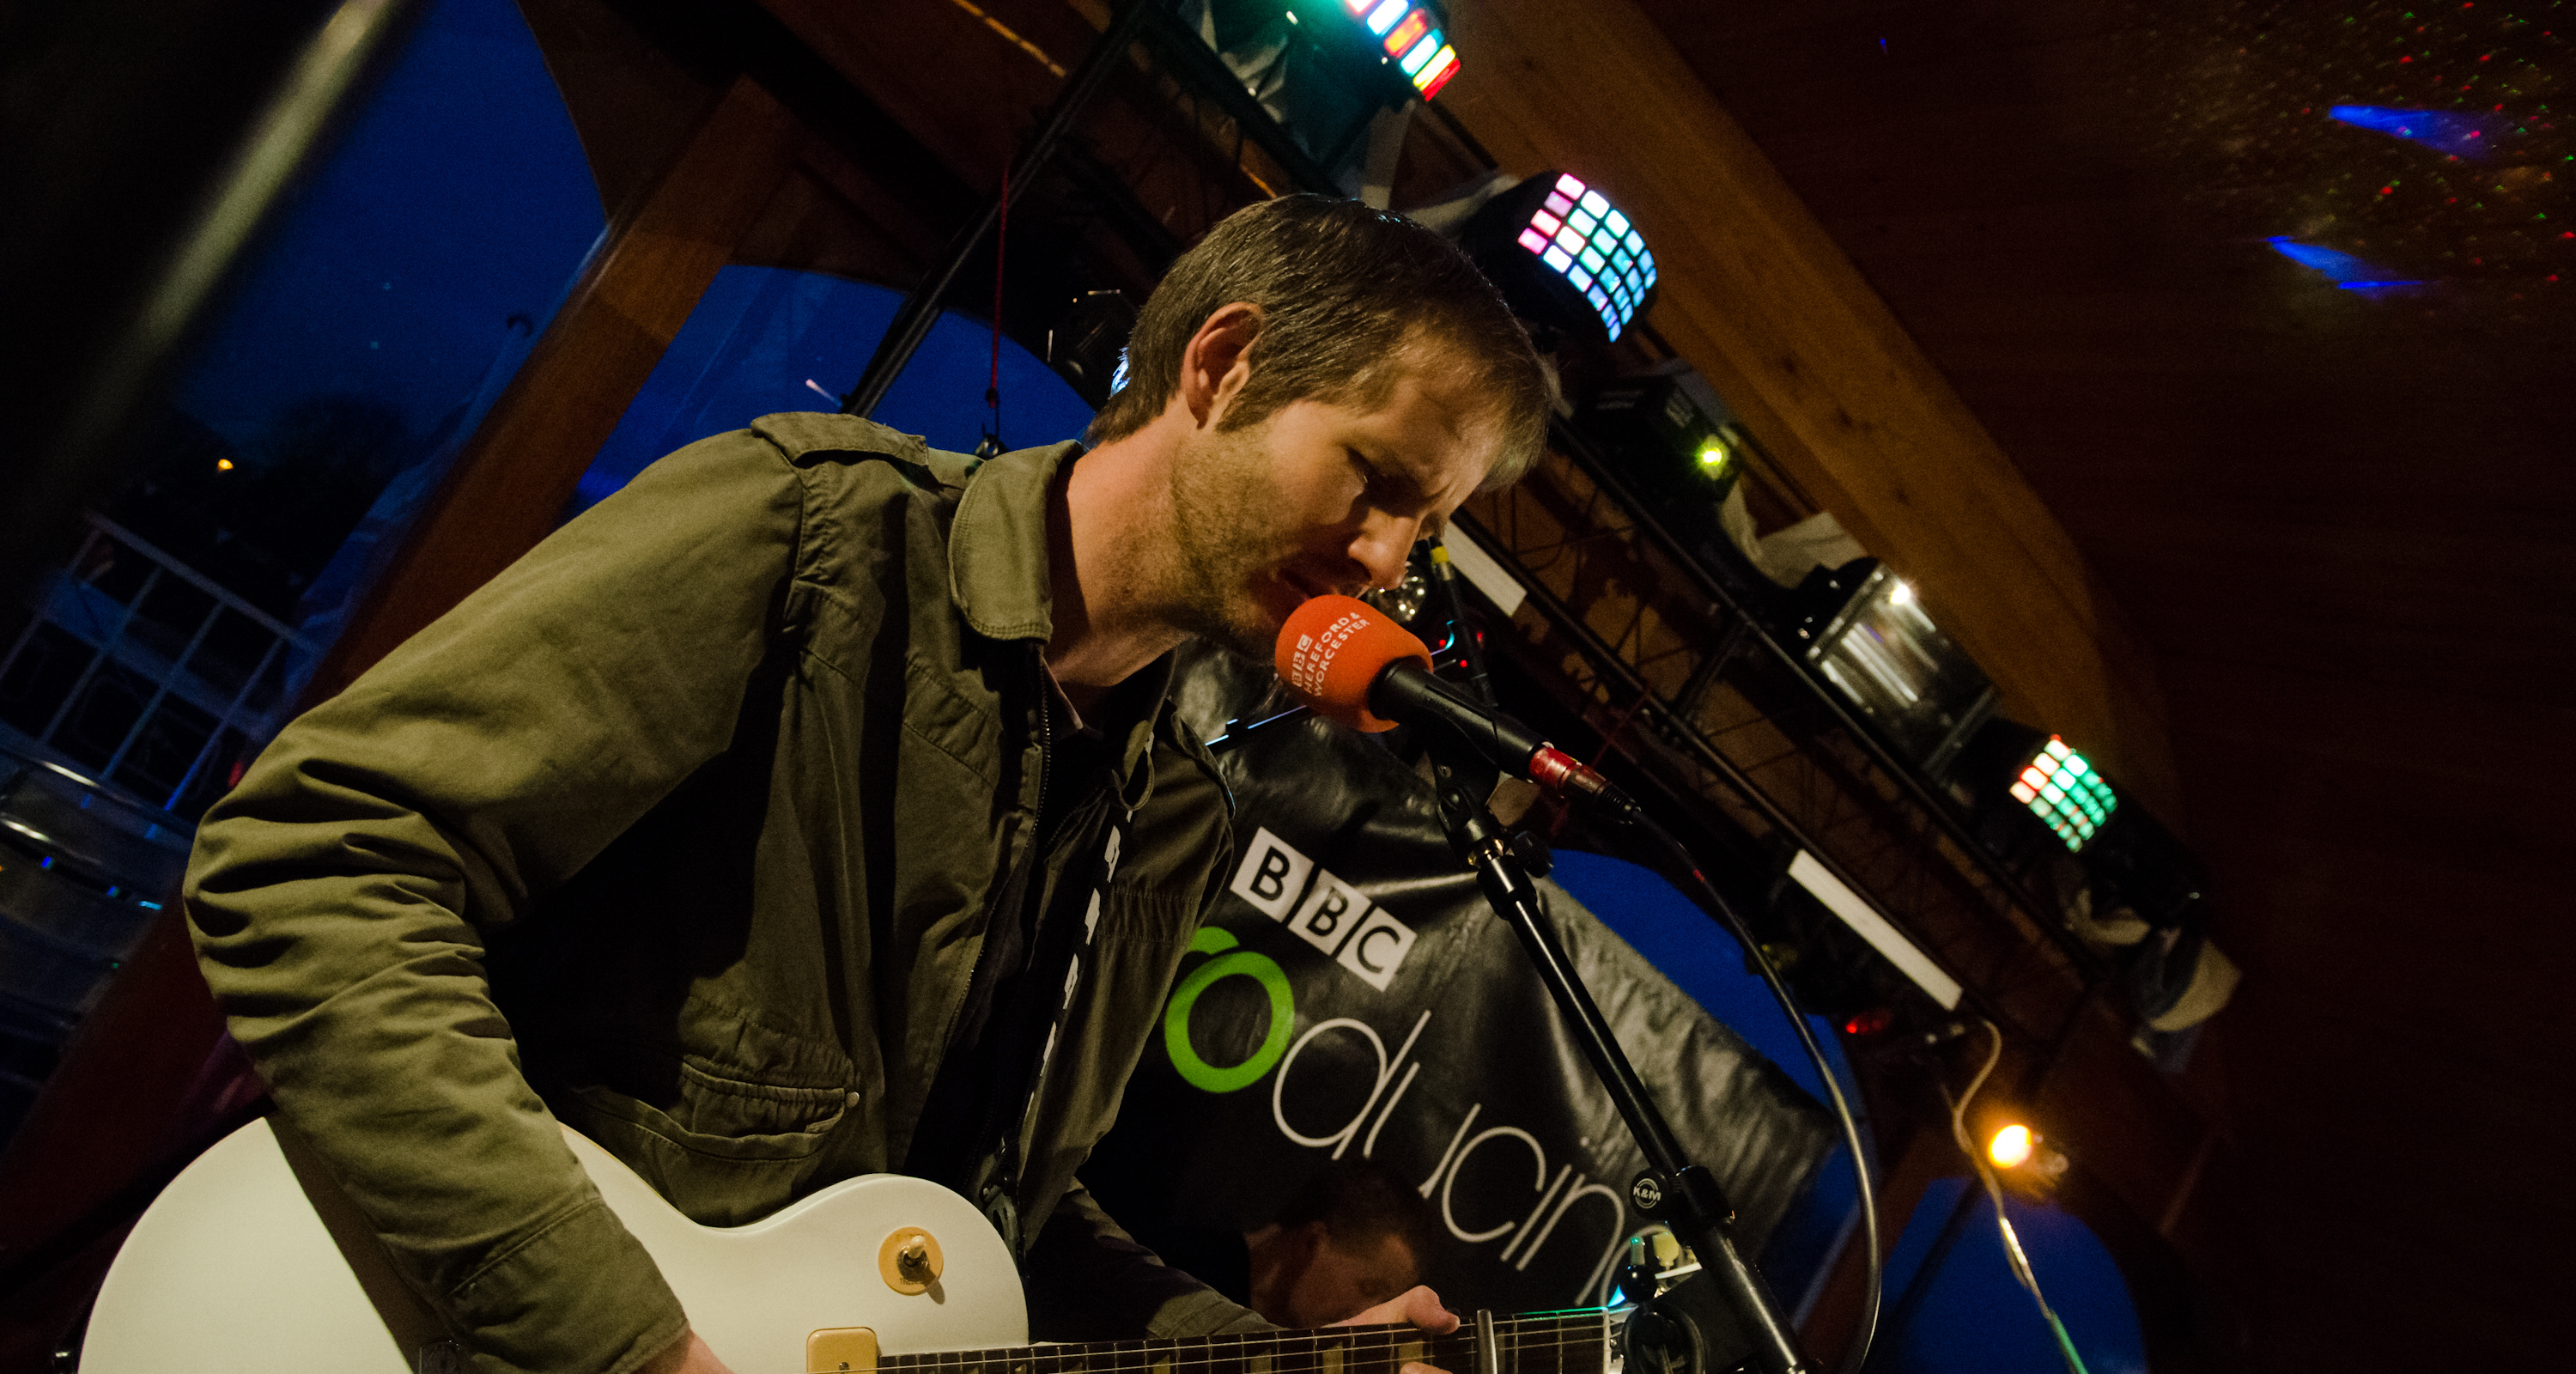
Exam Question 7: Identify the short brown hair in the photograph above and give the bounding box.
[1086,196,1551,486]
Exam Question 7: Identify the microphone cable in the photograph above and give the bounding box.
[1634,815,1882,1374]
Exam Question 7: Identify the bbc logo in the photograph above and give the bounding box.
[1227,827,1419,991]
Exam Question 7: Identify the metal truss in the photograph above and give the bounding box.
[1460,430,2105,1051]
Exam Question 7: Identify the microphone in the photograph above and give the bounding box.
[1275,596,1637,818]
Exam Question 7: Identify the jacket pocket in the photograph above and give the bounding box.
[582,1056,845,1149]
[565,1059,848,1164]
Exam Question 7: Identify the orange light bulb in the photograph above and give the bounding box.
[1989,1123,2035,1169]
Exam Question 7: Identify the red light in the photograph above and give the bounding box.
[1416,46,1460,98]
[1844,1007,1894,1036]
[1382,9,1429,56]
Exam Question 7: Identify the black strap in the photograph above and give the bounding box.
[975,798,1132,1252]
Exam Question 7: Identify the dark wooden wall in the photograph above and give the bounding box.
[1625,1,2576,1368]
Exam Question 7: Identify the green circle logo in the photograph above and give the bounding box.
[1163,928,1296,1093]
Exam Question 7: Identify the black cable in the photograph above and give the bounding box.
[1636,815,1882,1374]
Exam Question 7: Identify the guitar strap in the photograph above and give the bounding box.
[971,793,1133,1256]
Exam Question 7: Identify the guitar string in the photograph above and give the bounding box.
[878,1315,1612,1374]
[881,1326,1601,1374]
[879,1319,1601,1371]
[881,1328,1591,1368]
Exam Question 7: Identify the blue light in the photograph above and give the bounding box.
[2264,237,2425,294]
[1364,0,1406,35]
[2329,105,2496,158]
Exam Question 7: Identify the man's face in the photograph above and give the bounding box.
[1249,1221,1421,1328]
[1160,348,1500,661]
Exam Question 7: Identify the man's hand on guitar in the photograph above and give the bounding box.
[1332,1285,1460,1374]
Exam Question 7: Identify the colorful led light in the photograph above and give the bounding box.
[1364,0,1408,35]
[1415,46,1459,97]
[1399,29,1442,74]
[1382,9,1430,56]
[2016,735,2117,850]
[1515,174,1653,339]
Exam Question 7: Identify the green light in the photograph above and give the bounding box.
[1697,440,1731,473]
[2020,734,2118,852]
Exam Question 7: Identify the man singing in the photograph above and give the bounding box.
[184,194,1552,1374]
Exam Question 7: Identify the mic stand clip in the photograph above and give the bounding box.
[1425,757,1813,1374]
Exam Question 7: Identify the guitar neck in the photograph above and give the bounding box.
[880,1312,1616,1374]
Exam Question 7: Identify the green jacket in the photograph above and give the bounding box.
[185,414,1255,1374]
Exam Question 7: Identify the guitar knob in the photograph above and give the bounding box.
[878,1227,944,1294]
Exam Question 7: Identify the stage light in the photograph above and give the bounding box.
[1789,562,1998,778]
[1583,374,1736,496]
[1988,1122,2033,1169]
[2009,735,2117,852]
[1460,171,1657,342]
[1335,0,1460,100]
[1695,433,1735,478]
[1842,1006,1894,1037]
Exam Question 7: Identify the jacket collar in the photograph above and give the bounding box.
[948,440,1177,802]
[946,440,1080,644]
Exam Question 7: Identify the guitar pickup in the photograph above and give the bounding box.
[807,1326,879,1373]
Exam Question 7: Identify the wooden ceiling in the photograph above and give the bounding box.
[1613,0,2574,1366]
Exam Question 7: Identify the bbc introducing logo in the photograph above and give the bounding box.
[1226,827,1418,991]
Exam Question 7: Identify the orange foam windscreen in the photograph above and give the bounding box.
[1274,595,1432,733]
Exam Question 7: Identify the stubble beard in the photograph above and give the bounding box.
[1162,421,1290,664]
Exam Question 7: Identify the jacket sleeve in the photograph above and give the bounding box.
[1024,1182,1275,1340]
[184,429,808,1374]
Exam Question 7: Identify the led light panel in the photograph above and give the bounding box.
[1382,9,1429,54]
[2009,735,2117,851]
[1340,0,1461,99]
[1515,173,1655,339]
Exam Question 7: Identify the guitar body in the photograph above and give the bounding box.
[82,1117,1027,1374]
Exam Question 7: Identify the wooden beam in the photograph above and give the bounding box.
[1438,0,2186,818]
[306,73,800,701]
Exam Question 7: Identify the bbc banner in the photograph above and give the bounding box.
[1079,647,1837,1315]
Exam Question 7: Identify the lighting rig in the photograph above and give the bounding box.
[1174,0,1461,185]
[1952,719,2238,1061]
[1457,170,1660,342]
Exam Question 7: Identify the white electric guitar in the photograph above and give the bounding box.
[81,1117,1619,1374]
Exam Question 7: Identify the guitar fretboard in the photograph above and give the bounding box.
[881,1312,1615,1374]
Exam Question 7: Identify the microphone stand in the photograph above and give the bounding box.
[1422,754,1813,1374]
